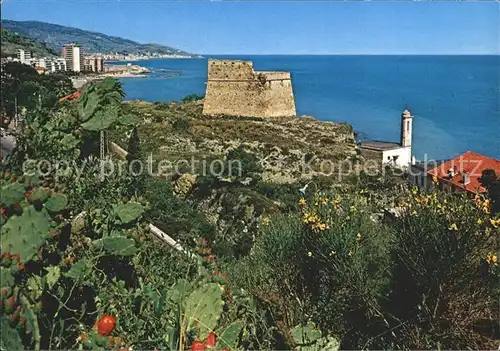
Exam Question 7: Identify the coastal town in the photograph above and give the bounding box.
[3,43,152,83]
[0,9,499,351]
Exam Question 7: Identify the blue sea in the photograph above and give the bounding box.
[117,55,500,161]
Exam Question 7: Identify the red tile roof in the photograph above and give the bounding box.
[58,90,81,103]
[427,151,500,194]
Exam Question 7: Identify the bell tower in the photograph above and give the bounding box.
[401,107,413,147]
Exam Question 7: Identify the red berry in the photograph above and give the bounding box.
[205,331,217,348]
[190,341,205,351]
[96,315,116,336]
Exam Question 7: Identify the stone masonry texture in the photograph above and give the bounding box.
[203,59,297,118]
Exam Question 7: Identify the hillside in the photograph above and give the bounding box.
[1,20,198,57]
[0,29,58,58]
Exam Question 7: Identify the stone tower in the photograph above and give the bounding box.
[400,107,413,147]
[203,59,296,118]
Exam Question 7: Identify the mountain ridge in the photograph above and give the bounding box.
[1,20,198,57]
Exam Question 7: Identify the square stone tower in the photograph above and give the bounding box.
[202,59,296,118]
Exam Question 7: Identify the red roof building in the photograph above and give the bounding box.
[427,151,500,195]
[58,90,82,103]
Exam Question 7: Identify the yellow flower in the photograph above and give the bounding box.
[307,251,313,257]
[321,198,328,206]
[477,218,483,225]
[490,219,499,228]
[350,206,357,213]
[261,216,270,226]
[486,252,498,266]
[298,198,307,207]
[432,175,439,185]
[449,223,458,231]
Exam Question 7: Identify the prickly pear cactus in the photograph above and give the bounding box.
[113,202,144,225]
[92,236,138,256]
[1,206,51,262]
[291,321,340,351]
[1,183,25,207]
[44,194,68,213]
[218,321,243,350]
[183,283,224,339]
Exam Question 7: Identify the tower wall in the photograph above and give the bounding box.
[203,59,296,117]
[401,109,413,147]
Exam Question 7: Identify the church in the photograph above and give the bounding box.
[359,108,414,168]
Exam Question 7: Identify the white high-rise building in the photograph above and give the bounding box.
[62,44,82,72]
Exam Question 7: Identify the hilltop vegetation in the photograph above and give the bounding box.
[0,29,58,58]
[1,75,499,350]
[2,20,197,56]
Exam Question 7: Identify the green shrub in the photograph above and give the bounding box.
[181,94,204,103]
[385,190,500,349]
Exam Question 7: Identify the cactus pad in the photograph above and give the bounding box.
[1,183,25,207]
[1,206,50,262]
[44,194,68,213]
[183,283,224,339]
[113,202,144,224]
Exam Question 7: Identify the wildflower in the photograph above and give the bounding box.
[298,198,307,207]
[261,216,270,226]
[486,252,498,266]
[348,250,353,257]
[477,218,483,225]
[432,176,439,185]
[329,251,336,257]
[321,198,328,206]
[350,206,357,213]
[489,218,500,229]
[307,251,313,257]
[449,223,458,231]
[356,233,361,241]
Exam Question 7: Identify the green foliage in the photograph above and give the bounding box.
[1,29,57,57]
[227,146,263,180]
[145,178,215,244]
[126,127,145,196]
[44,193,68,212]
[2,206,51,262]
[183,283,224,339]
[92,236,138,256]
[172,118,190,132]
[218,321,244,350]
[1,182,25,206]
[181,94,204,103]
[386,190,499,349]
[291,322,340,351]
[0,62,74,118]
[113,202,144,225]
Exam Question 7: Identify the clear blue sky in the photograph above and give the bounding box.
[2,0,499,55]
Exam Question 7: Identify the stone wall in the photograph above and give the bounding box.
[203,59,296,118]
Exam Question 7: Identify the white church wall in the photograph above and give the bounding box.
[382,147,412,168]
